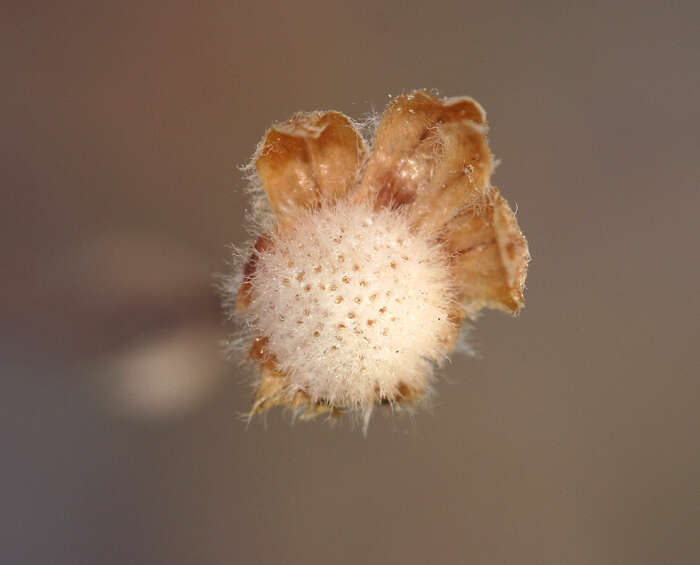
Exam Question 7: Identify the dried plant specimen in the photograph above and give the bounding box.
[223,90,530,428]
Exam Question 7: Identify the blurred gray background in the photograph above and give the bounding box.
[2,1,698,563]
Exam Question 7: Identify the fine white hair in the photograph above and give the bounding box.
[245,200,457,413]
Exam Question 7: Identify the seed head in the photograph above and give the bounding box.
[224,90,530,427]
[248,200,454,410]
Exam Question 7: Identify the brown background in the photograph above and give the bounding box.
[2,1,698,563]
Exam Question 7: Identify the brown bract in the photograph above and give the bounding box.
[236,90,530,419]
[255,111,367,218]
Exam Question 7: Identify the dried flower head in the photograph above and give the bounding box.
[223,90,530,427]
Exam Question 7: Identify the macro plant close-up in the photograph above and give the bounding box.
[3,2,698,564]
[224,91,530,426]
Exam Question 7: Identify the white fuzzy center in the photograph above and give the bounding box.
[248,201,454,408]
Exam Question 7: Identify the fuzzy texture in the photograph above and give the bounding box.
[246,200,455,410]
[223,90,530,426]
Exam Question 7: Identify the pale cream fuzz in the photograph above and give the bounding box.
[246,200,455,412]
